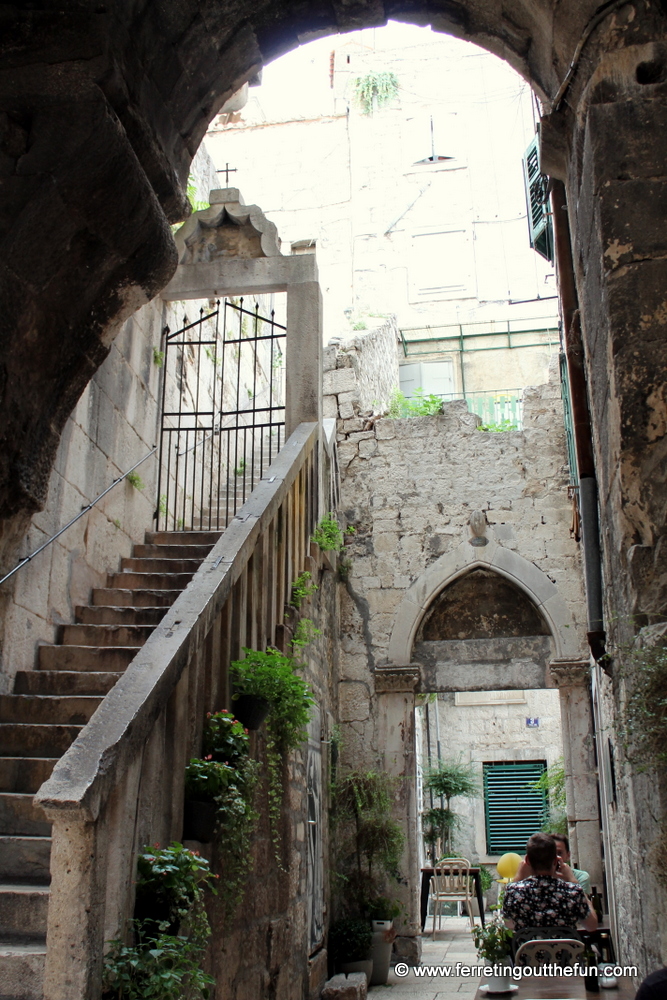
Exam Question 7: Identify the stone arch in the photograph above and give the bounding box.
[3,0,664,523]
[387,539,581,664]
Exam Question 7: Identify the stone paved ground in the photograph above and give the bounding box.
[370,917,482,999]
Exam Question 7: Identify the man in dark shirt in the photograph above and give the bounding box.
[502,833,598,931]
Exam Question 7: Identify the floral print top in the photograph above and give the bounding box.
[502,875,590,929]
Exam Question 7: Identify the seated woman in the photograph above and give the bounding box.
[502,832,598,932]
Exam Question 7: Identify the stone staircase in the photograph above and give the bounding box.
[0,530,221,999]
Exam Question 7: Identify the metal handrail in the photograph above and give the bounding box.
[0,446,156,587]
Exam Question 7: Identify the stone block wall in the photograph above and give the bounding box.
[331,345,587,785]
[323,318,400,422]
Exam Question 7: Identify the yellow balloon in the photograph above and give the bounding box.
[496,852,522,879]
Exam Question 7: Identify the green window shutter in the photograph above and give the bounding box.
[522,135,554,263]
[483,761,548,854]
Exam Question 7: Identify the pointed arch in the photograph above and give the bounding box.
[387,539,582,664]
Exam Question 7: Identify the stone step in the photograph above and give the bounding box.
[0,724,81,759]
[0,796,50,838]
[120,556,203,574]
[0,884,49,936]
[0,938,46,1000]
[91,587,180,608]
[145,530,222,546]
[0,837,51,882]
[107,571,194,590]
[132,543,215,559]
[75,605,165,626]
[14,671,121,697]
[38,645,139,672]
[0,759,56,794]
[0,695,101,727]
[60,624,154,647]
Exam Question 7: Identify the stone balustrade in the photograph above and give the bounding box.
[34,421,323,1000]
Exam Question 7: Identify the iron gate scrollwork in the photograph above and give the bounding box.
[156,297,286,531]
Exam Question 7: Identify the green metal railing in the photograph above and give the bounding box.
[400,317,559,359]
[426,388,524,429]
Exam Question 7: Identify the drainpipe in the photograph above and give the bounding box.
[551,180,607,666]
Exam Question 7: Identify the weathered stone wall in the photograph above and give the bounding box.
[0,153,218,691]
[417,688,564,868]
[208,557,339,1000]
[323,319,400,421]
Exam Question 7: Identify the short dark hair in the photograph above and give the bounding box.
[550,833,570,853]
[526,832,557,871]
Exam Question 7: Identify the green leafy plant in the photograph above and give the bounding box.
[230,648,314,862]
[158,495,168,517]
[387,388,443,418]
[354,71,399,115]
[127,471,145,491]
[366,896,402,921]
[186,176,210,213]
[332,770,405,917]
[234,459,246,477]
[290,571,318,608]
[529,757,567,835]
[329,918,372,964]
[422,806,459,859]
[471,912,514,964]
[345,525,356,536]
[184,758,236,802]
[478,865,495,894]
[338,557,352,582]
[353,320,367,330]
[291,618,321,650]
[152,348,164,368]
[423,759,479,857]
[311,513,345,552]
[103,927,214,1000]
[619,641,667,770]
[134,843,217,927]
[202,709,250,767]
[187,711,259,918]
[476,419,518,432]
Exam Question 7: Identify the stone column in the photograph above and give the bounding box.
[549,658,602,889]
[375,665,422,966]
[285,255,323,437]
[42,812,108,1000]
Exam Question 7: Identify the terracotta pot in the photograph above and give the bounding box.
[232,694,271,729]
[182,799,218,842]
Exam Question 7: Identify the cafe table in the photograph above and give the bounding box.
[420,865,486,930]
[473,975,636,1000]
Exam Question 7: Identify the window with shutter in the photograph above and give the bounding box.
[522,135,554,263]
[483,760,548,855]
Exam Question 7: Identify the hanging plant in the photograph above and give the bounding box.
[184,710,259,918]
[230,648,314,863]
[353,71,399,115]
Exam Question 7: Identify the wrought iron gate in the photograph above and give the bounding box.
[156,298,286,531]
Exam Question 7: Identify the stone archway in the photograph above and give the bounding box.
[1,0,666,973]
[376,542,602,940]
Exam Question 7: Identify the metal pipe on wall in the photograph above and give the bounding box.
[551,180,606,662]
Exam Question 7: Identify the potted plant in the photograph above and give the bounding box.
[229,648,314,748]
[133,842,217,935]
[423,759,479,857]
[230,647,314,860]
[329,918,373,983]
[183,757,236,842]
[471,913,514,993]
[366,897,401,986]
